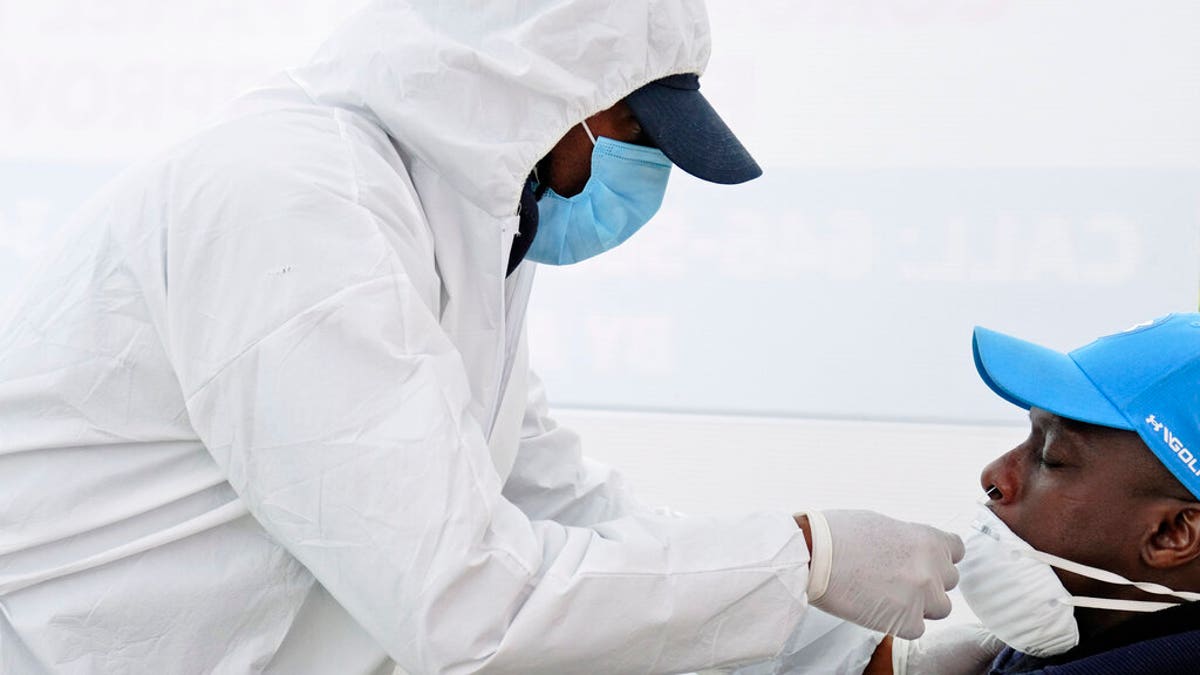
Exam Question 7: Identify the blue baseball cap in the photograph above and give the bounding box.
[972,314,1200,499]
[625,74,762,185]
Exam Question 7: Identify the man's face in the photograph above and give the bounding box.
[979,408,1178,596]
[540,101,653,197]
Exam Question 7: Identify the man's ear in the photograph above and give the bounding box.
[1143,506,1200,569]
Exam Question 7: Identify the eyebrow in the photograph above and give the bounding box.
[1032,409,1092,435]
[1033,412,1093,459]
[1029,409,1062,434]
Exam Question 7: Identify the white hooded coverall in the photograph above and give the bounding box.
[0,1,873,673]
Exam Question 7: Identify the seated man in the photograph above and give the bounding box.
[749,314,1200,675]
[878,313,1200,674]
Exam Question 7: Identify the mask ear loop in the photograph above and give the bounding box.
[581,120,598,146]
[1018,547,1200,610]
[1065,596,1179,611]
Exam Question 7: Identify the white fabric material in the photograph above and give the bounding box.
[892,623,1004,675]
[719,608,883,675]
[0,1,815,673]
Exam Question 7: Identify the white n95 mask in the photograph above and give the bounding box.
[957,503,1200,658]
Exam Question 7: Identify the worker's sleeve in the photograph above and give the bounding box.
[717,610,884,675]
[501,370,659,527]
[165,163,813,675]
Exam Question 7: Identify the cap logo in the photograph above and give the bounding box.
[1146,414,1200,478]
[1118,314,1175,336]
[1124,319,1156,333]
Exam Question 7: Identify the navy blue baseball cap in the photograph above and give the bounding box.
[625,73,762,185]
[973,313,1200,499]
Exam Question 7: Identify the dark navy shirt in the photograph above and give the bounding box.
[988,601,1200,674]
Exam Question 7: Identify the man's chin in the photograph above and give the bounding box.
[987,504,1036,548]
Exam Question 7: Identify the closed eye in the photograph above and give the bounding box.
[1037,452,1064,468]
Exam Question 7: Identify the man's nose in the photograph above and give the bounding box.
[979,448,1021,503]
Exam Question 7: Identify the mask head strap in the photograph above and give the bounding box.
[1019,547,1200,611]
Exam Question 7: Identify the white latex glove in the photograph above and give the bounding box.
[802,510,964,640]
[892,623,1005,675]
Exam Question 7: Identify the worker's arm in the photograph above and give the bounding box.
[501,369,662,527]
[167,156,813,675]
[718,610,884,675]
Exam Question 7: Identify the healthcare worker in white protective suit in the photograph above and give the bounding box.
[0,1,974,673]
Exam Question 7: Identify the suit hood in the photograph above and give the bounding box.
[288,0,711,218]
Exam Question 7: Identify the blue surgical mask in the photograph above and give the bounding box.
[527,120,672,265]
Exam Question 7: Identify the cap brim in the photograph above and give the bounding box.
[973,326,1130,429]
[625,81,762,185]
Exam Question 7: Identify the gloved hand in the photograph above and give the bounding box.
[892,623,1005,675]
[800,510,964,640]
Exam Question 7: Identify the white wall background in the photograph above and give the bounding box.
[1,3,1198,599]
[531,0,1200,423]
[3,2,1198,424]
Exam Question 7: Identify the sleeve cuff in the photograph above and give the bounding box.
[800,510,833,603]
